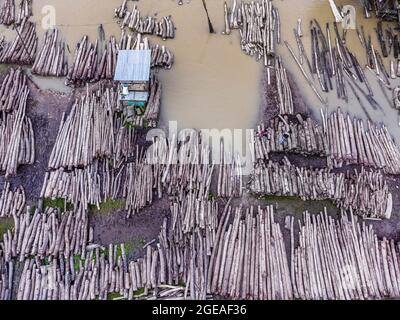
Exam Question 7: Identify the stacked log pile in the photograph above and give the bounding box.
[95,36,118,82]
[0,0,15,25]
[0,182,25,217]
[217,141,243,198]
[41,160,127,211]
[253,114,327,161]
[124,74,161,128]
[15,0,32,25]
[0,251,13,300]
[67,31,174,87]
[0,18,37,65]
[32,28,68,77]
[250,157,392,219]
[47,87,118,170]
[1,206,90,262]
[208,205,292,299]
[291,209,400,299]
[0,68,27,112]
[323,108,400,175]
[14,202,215,300]
[119,32,174,69]
[223,0,279,66]
[66,36,99,87]
[0,85,35,177]
[116,3,175,40]
[254,108,400,174]
[275,56,294,114]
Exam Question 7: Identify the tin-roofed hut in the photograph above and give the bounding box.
[114,49,152,123]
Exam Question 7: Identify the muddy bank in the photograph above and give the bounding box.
[89,197,170,260]
[0,73,74,205]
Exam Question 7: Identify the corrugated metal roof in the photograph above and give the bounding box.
[114,50,151,82]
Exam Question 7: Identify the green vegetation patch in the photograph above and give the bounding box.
[89,199,126,215]
[0,217,14,239]
[43,197,73,211]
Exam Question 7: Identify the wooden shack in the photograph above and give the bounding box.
[114,49,151,114]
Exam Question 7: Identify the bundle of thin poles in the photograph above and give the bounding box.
[253,113,327,161]
[41,159,127,211]
[0,182,25,217]
[66,36,99,87]
[275,55,294,114]
[208,205,292,299]
[32,28,68,77]
[0,0,15,26]
[0,251,13,300]
[0,85,35,177]
[0,18,37,65]
[47,86,119,170]
[290,208,400,299]
[322,108,400,174]
[119,31,174,69]
[15,0,32,25]
[2,206,90,263]
[254,108,400,174]
[0,68,27,112]
[250,157,392,219]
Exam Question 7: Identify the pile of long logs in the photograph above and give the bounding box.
[0,0,15,25]
[254,108,400,175]
[0,251,13,300]
[0,18,37,65]
[0,68,27,112]
[41,160,127,211]
[48,86,118,170]
[15,0,32,25]
[275,56,294,114]
[123,74,161,128]
[291,209,400,299]
[250,157,392,219]
[14,206,212,300]
[119,32,174,69]
[66,36,99,87]
[67,31,174,87]
[323,108,400,175]
[223,0,279,66]
[116,3,175,40]
[0,85,35,177]
[253,113,327,161]
[95,36,118,81]
[208,205,292,299]
[0,182,25,217]
[217,141,243,198]
[32,28,68,77]
[150,44,174,69]
[170,193,218,236]
[125,160,153,217]
[2,206,90,263]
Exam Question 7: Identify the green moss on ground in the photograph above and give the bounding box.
[89,199,126,215]
[0,217,14,239]
[43,198,73,211]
